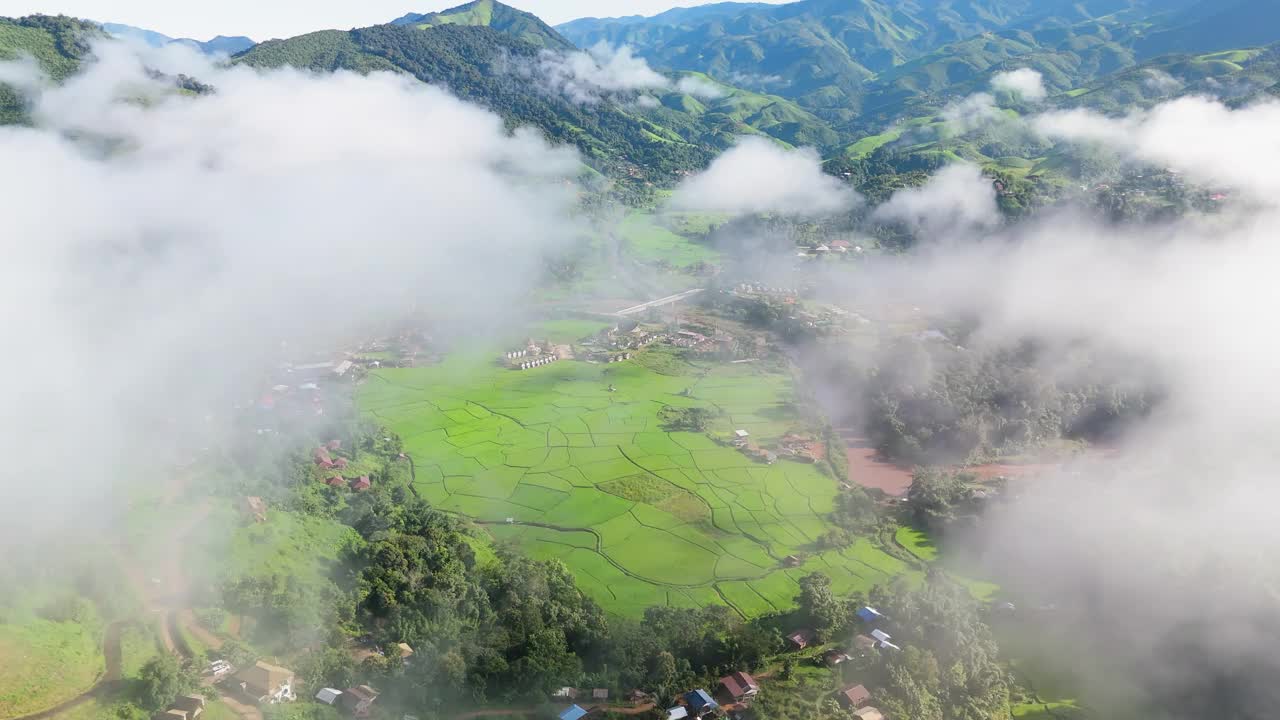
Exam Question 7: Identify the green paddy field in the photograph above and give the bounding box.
[359,343,918,617]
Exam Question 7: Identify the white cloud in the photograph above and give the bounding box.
[0,43,582,538]
[833,95,1280,713]
[871,163,999,237]
[1142,68,1184,96]
[539,44,728,104]
[1035,97,1280,197]
[675,75,726,99]
[941,92,1002,133]
[991,67,1047,102]
[539,41,668,104]
[668,136,858,216]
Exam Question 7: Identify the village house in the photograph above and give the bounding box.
[717,671,759,702]
[626,689,651,704]
[786,628,815,650]
[683,689,718,718]
[823,649,852,666]
[396,642,414,664]
[552,687,578,700]
[350,476,371,491]
[238,496,267,523]
[559,705,588,720]
[172,695,205,718]
[666,707,688,720]
[152,694,205,720]
[340,685,380,718]
[592,688,609,703]
[289,361,337,381]
[853,634,878,654]
[837,684,871,709]
[315,688,343,706]
[856,607,885,624]
[234,661,296,704]
[853,707,884,720]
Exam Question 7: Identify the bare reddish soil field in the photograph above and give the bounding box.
[837,428,915,497]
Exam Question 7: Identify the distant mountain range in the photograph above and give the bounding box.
[555,0,1270,129]
[100,22,254,55]
[3,0,1280,195]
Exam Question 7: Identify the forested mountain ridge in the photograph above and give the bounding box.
[0,15,100,123]
[236,23,710,185]
[391,0,574,50]
[234,22,845,190]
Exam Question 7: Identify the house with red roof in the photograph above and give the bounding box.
[326,476,346,488]
[350,476,371,491]
[786,628,815,650]
[837,684,871,709]
[717,671,759,702]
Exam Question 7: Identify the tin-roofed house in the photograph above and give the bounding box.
[234,661,295,704]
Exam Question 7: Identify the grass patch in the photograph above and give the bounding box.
[0,619,104,717]
[599,474,678,503]
[896,525,938,561]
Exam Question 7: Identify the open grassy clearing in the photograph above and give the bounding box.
[0,619,103,717]
[360,344,910,617]
[618,212,719,268]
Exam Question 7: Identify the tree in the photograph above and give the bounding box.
[797,572,850,641]
[138,655,197,710]
[661,406,719,432]
[906,468,971,529]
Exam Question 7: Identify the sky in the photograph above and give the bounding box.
[3,0,790,40]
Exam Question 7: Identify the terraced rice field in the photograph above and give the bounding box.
[360,346,917,617]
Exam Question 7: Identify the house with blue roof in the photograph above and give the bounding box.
[684,689,718,716]
[559,705,588,720]
[856,606,885,624]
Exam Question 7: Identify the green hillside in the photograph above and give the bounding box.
[235,20,845,183]
[237,23,714,185]
[0,15,99,123]
[391,0,575,50]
